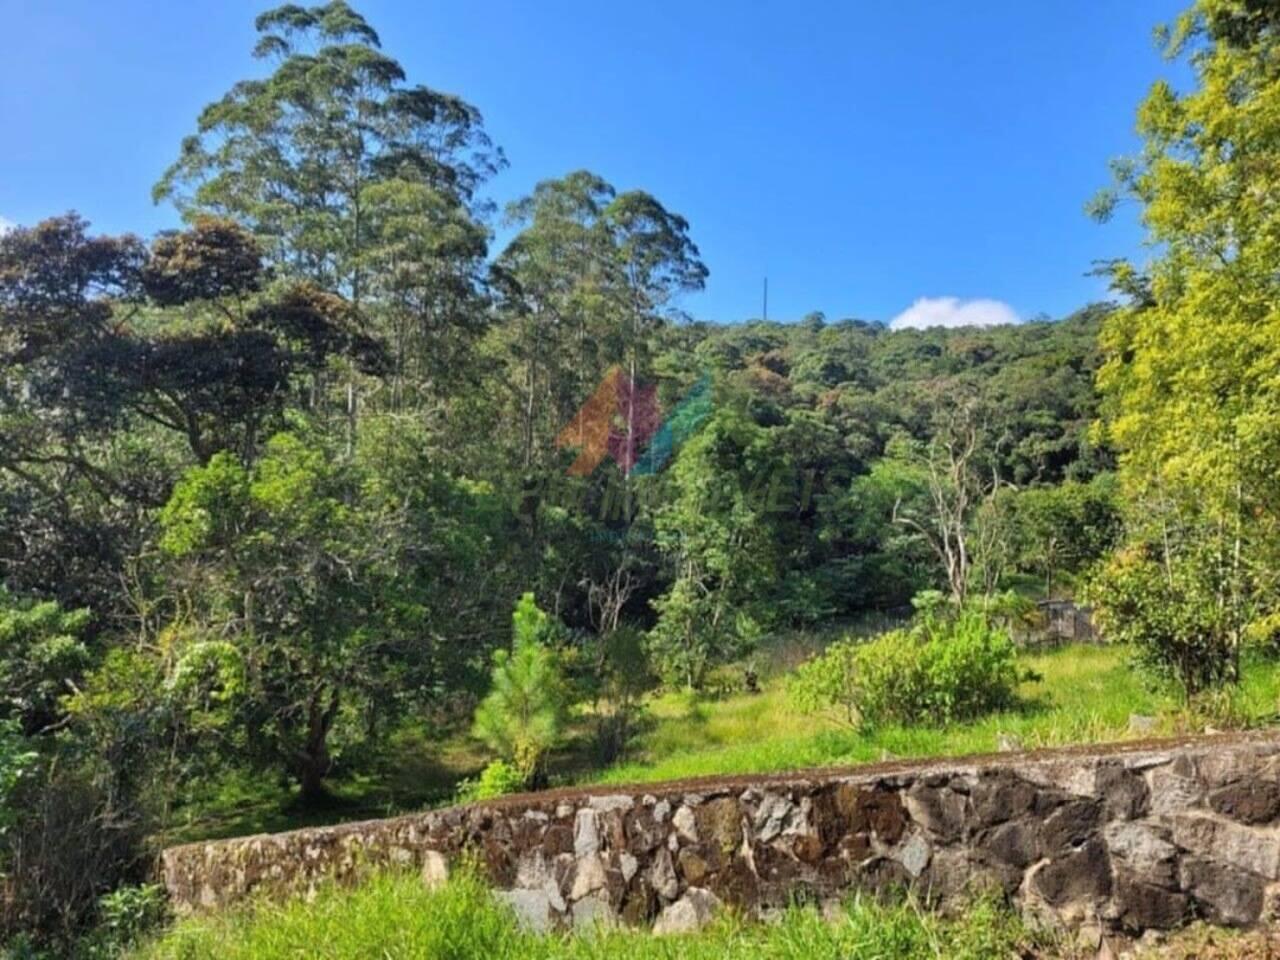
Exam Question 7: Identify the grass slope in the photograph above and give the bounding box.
[166,643,1280,844]
[598,644,1280,785]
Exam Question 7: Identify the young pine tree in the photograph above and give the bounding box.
[471,594,566,788]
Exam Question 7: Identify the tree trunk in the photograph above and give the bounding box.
[294,689,339,804]
[297,752,330,804]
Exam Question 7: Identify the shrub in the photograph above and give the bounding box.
[789,609,1020,729]
[1087,546,1239,700]
[94,884,169,954]
[0,587,92,735]
[787,639,862,726]
[588,626,651,765]
[1,764,149,952]
[0,719,35,835]
[455,759,526,804]
[917,611,1021,722]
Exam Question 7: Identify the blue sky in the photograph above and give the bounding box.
[0,1,1185,326]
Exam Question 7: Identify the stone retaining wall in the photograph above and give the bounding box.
[161,733,1280,938]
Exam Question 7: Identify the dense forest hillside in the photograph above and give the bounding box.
[0,207,1121,943]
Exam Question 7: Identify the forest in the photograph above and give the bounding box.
[5,0,1280,956]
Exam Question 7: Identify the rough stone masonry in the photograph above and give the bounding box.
[162,732,1280,938]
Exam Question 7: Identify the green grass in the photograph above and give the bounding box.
[595,644,1280,786]
[131,869,1051,960]
[165,641,1280,844]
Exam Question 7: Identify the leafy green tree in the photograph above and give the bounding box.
[158,432,422,800]
[0,214,154,592]
[648,405,787,688]
[1091,0,1280,680]
[1010,476,1121,595]
[471,593,566,787]
[0,720,36,836]
[491,170,707,469]
[1,215,382,472]
[815,456,934,610]
[0,587,92,735]
[1088,546,1238,699]
[155,1,500,305]
[155,2,501,437]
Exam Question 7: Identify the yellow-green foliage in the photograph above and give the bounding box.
[1092,0,1280,688]
[456,758,526,803]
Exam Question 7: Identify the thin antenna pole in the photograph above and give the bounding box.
[763,277,768,322]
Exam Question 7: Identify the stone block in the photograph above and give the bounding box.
[1031,838,1112,906]
[1209,780,1280,826]
[1148,760,1205,816]
[420,850,448,891]
[1104,821,1178,888]
[672,805,698,843]
[652,887,722,935]
[1042,799,1103,853]
[1111,874,1190,932]
[573,808,599,857]
[904,782,969,842]
[496,887,558,933]
[1180,857,1265,927]
[972,769,1041,826]
[568,853,607,901]
[1095,762,1150,820]
[695,797,742,854]
[979,819,1041,869]
[571,893,617,930]
[1169,813,1280,880]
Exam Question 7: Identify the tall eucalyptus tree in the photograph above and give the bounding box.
[155,2,501,422]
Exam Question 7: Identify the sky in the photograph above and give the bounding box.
[0,0,1187,327]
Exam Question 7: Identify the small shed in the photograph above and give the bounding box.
[1037,599,1098,643]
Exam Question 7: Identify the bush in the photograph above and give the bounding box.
[1,764,149,952]
[0,720,35,835]
[1087,546,1239,699]
[789,609,1020,729]
[455,759,526,804]
[93,884,169,955]
[588,627,652,765]
[787,639,862,726]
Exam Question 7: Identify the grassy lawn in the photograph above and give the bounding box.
[127,868,1280,960]
[596,644,1280,786]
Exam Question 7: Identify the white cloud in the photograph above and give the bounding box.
[888,296,1020,331]
[0,216,13,236]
